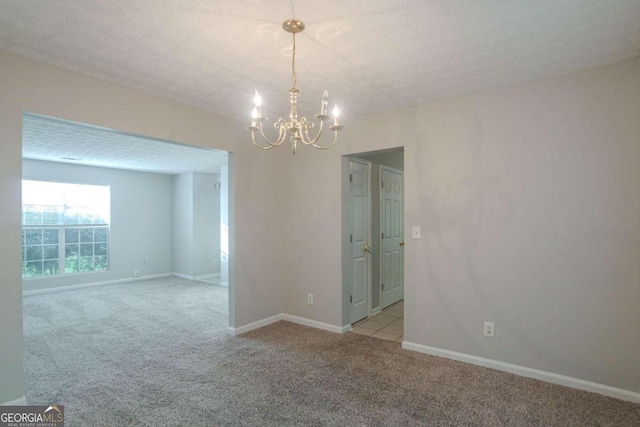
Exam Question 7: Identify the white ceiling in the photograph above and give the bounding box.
[1,1,640,124]
[23,114,227,175]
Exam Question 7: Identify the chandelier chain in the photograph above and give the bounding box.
[291,32,297,90]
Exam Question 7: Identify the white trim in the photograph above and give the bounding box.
[219,281,229,287]
[402,341,640,404]
[282,314,351,334]
[229,313,352,336]
[23,273,173,296]
[230,314,283,335]
[195,273,221,281]
[371,307,382,316]
[171,272,194,280]
[2,396,27,406]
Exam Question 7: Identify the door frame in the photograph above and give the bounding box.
[348,157,373,324]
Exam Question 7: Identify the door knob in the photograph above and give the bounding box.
[399,241,405,246]
[364,246,372,253]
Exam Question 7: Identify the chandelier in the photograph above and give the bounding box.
[248,19,343,155]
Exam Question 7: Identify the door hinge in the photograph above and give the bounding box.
[350,174,352,182]
[381,283,384,290]
[350,295,352,303]
[350,234,353,243]
[381,181,384,188]
[381,232,384,239]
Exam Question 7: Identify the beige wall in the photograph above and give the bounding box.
[0,51,287,403]
[284,57,640,392]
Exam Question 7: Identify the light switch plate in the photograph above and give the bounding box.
[412,226,421,239]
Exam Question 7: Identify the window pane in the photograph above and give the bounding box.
[65,244,79,258]
[25,246,42,261]
[25,230,42,245]
[43,229,58,244]
[43,245,58,260]
[63,210,79,224]
[65,229,79,244]
[43,260,59,276]
[22,247,26,262]
[95,256,108,271]
[79,257,94,272]
[94,228,107,242]
[42,211,59,225]
[95,242,107,256]
[24,211,42,225]
[24,261,43,277]
[80,229,93,243]
[78,213,93,225]
[65,256,79,273]
[80,243,93,257]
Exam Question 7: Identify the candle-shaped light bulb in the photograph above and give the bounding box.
[332,105,340,126]
[253,90,262,107]
[251,107,259,119]
[321,90,329,115]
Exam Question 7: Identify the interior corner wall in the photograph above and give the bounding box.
[171,172,194,276]
[22,159,173,292]
[0,51,286,403]
[284,57,640,393]
[193,172,221,277]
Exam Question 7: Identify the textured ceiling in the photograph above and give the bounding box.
[2,1,640,124]
[23,114,227,175]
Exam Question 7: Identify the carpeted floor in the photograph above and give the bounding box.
[23,277,640,426]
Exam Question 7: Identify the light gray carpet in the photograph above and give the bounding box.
[24,277,640,426]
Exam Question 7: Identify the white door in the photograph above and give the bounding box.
[349,159,371,324]
[380,166,404,309]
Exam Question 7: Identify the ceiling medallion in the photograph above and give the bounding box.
[248,19,343,155]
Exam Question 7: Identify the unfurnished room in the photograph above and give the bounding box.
[0,1,639,426]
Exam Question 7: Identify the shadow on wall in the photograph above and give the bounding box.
[412,111,528,354]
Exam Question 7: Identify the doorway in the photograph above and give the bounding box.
[344,147,405,340]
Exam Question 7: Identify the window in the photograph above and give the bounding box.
[22,180,110,278]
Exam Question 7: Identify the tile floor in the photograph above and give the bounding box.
[351,300,404,342]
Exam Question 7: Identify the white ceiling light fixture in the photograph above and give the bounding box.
[248,19,343,155]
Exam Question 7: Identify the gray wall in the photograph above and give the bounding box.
[22,159,173,292]
[193,172,221,277]
[171,172,194,276]
[285,57,640,393]
[172,172,221,277]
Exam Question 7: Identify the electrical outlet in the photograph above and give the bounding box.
[307,294,313,305]
[484,321,495,338]
[133,270,140,278]
[212,259,218,266]
[143,259,148,267]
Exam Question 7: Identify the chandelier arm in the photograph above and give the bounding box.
[310,130,340,150]
[300,119,325,145]
[250,130,277,150]
[257,121,287,147]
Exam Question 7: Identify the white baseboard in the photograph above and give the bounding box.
[402,341,640,404]
[2,396,26,406]
[229,313,351,336]
[371,307,382,316]
[195,273,221,281]
[282,314,351,334]
[23,273,173,296]
[230,314,284,335]
[219,281,229,287]
[172,272,221,281]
